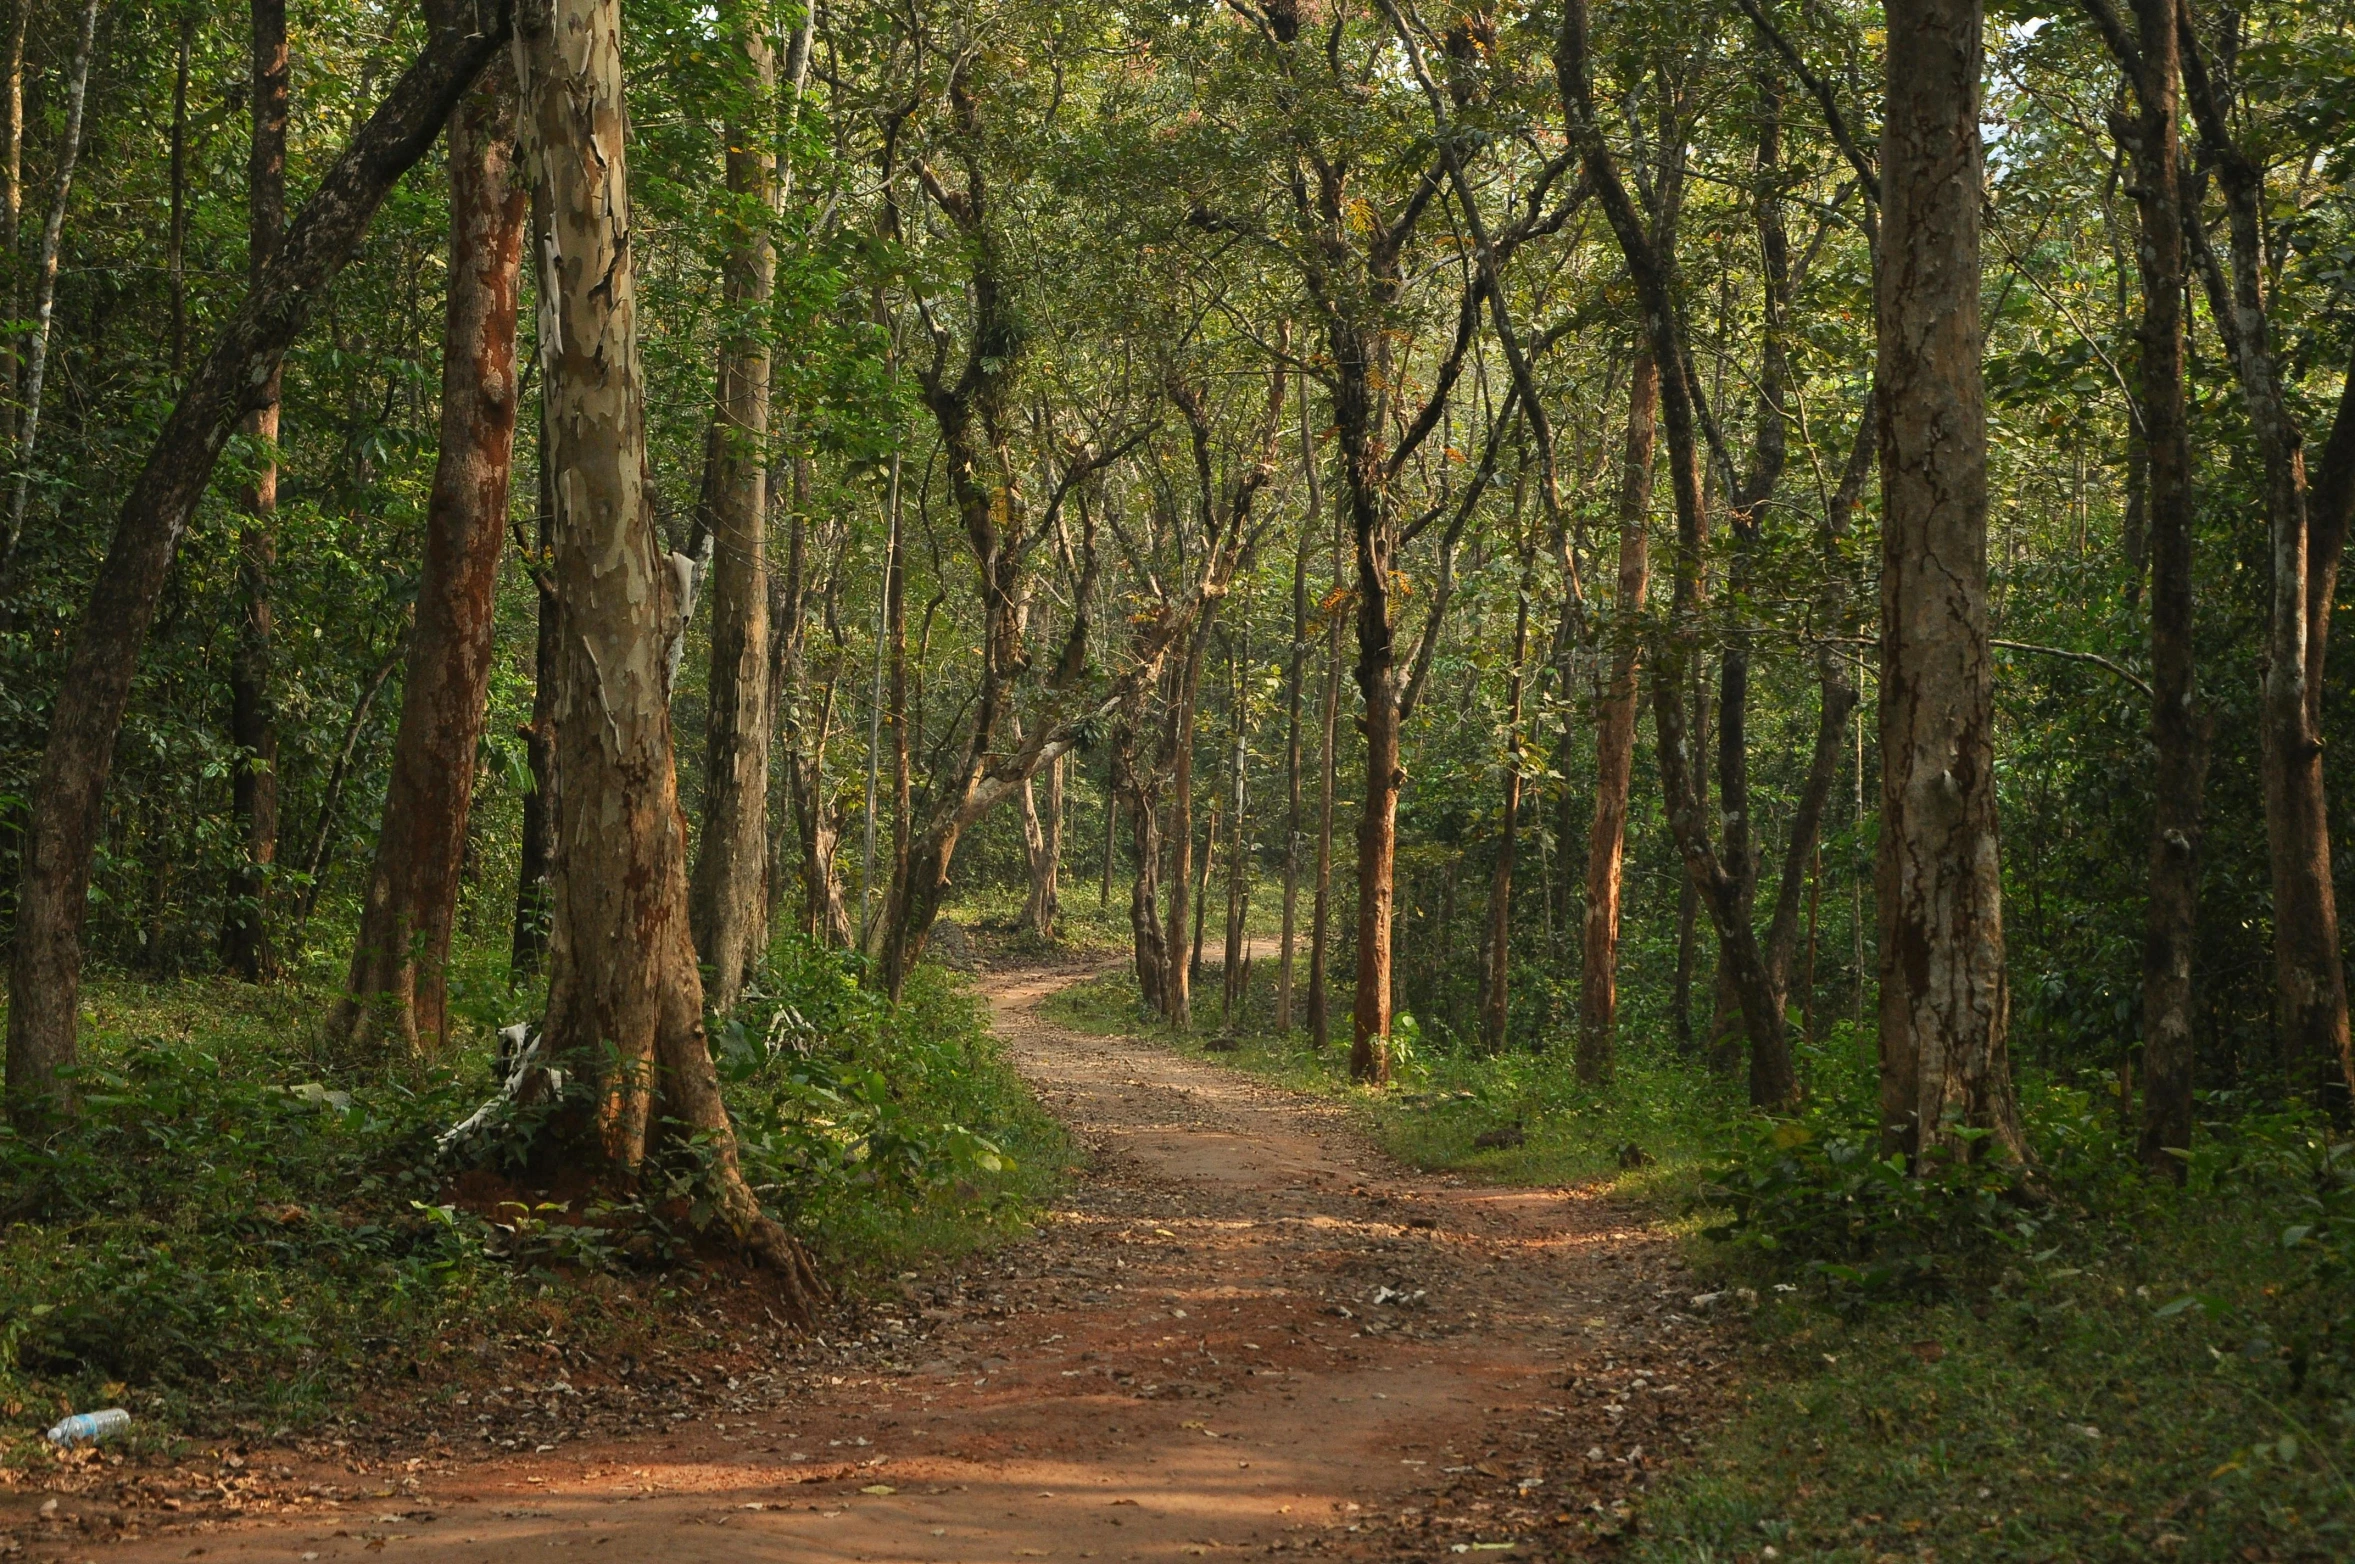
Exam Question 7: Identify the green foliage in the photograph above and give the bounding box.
[0,989,524,1440]
[716,937,1073,1274]
[1699,1108,2036,1298]
[0,937,1067,1447]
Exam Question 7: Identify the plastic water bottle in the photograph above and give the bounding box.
[44,1408,130,1446]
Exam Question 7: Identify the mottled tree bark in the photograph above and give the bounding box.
[1575,351,1656,1083]
[514,0,819,1304]
[1874,0,2026,1164]
[4,5,513,1121]
[223,0,290,984]
[686,0,778,1011]
[334,36,526,1056]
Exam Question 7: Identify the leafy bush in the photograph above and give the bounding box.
[0,1034,520,1431]
[1700,1105,2038,1297]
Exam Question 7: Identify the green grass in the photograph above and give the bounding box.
[0,932,1067,1458]
[1040,956,2355,1562]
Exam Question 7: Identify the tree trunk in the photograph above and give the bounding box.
[1557,4,1791,1105]
[0,0,24,450]
[1874,0,2026,1165]
[511,398,559,980]
[513,0,819,1304]
[1762,408,1874,998]
[1189,796,1218,992]
[1345,428,1400,1083]
[223,0,290,985]
[1116,720,1169,1014]
[332,34,525,1057]
[1019,728,1062,941]
[1163,619,1211,1030]
[1276,441,1313,1032]
[2173,16,2353,1113]
[2085,0,2203,1173]
[1306,519,1343,1050]
[1576,350,1656,1083]
[4,3,514,1122]
[1100,750,1117,909]
[1479,543,1533,1053]
[686,2,778,1012]
[1221,629,1250,1029]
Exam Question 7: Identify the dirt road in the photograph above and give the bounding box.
[11,957,1725,1564]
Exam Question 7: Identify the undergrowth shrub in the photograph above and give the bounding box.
[0,937,1062,1440]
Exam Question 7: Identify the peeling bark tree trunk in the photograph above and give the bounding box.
[514,0,819,1304]
[222,0,289,984]
[1576,350,1656,1083]
[1017,714,1062,941]
[333,33,526,1057]
[1874,0,2026,1165]
[4,3,514,1122]
[686,0,777,1012]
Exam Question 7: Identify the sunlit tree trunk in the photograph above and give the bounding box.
[334,33,526,1055]
[1163,620,1210,1030]
[1874,0,2026,1164]
[687,1,778,1011]
[4,6,514,1121]
[223,0,289,984]
[1221,628,1251,1028]
[1576,351,1656,1083]
[514,0,820,1303]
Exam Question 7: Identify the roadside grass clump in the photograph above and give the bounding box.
[1643,1085,2355,1563]
[0,935,1065,1456]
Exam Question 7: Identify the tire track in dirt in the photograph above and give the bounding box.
[9,955,1728,1564]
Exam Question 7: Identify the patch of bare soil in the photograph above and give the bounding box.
[1,955,1731,1564]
